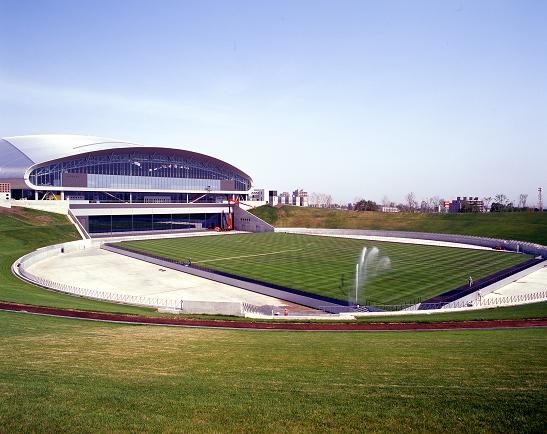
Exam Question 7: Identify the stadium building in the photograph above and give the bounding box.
[0,135,271,236]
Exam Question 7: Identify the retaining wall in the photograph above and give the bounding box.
[181,300,243,316]
[11,200,69,215]
[233,205,274,232]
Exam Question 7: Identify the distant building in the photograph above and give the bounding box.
[268,190,279,206]
[380,206,399,213]
[249,188,264,201]
[279,192,291,205]
[292,189,309,207]
[268,189,309,207]
[0,183,10,202]
[448,196,484,213]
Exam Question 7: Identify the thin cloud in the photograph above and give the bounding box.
[0,79,238,127]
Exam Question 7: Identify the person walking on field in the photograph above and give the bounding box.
[468,275,473,287]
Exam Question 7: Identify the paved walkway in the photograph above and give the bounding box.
[26,245,287,306]
[482,265,547,300]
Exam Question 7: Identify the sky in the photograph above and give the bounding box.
[0,0,545,205]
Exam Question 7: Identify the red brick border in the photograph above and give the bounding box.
[1,302,545,331]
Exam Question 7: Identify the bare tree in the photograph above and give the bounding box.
[482,196,492,212]
[518,193,528,209]
[311,192,334,208]
[381,195,390,207]
[406,192,418,212]
[494,193,508,205]
[427,196,440,213]
[309,192,318,207]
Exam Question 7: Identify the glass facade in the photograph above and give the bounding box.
[29,151,251,191]
[88,213,221,234]
[62,191,241,203]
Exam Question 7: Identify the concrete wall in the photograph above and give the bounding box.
[233,204,274,232]
[181,300,243,316]
[11,199,69,215]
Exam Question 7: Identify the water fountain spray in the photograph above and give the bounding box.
[353,246,390,306]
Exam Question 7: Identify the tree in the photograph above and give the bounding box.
[458,200,481,213]
[518,193,528,209]
[427,196,440,213]
[354,199,378,211]
[494,193,508,206]
[309,192,318,207]
[405,192,418,212]
[482,196,493,212]
[490,201,515,212]
[490,202,504,212]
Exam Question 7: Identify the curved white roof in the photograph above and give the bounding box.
[0,135,252,187]
[2,134,146,163]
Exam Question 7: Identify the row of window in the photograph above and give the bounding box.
[29,152,251,191]
[86,174,222,191]
[87,213,222,233]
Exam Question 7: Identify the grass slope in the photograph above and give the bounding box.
[0,311,545,433]
[0,207,154,314]
[119,233,530,305]
[251,206,547,245]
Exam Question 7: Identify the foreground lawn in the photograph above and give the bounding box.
[0,311,545,433]
[354,301,547,323]
[0,207,155,315]
[119,233,530,305]
[251,206,547,245]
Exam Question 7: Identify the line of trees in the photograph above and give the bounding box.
[488,193,532,212]
[349,192,537,213]
[308,192,333,208]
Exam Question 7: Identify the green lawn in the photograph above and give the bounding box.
[0,310,545,433]
[0,207,155,315]
[251,206,547,245]
[355,301,547,323]
[118,233,531,305]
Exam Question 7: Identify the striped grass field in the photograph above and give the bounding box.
[119,233,531,305]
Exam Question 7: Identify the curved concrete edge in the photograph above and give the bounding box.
[10,237,263,316]
[276,228,546,257]
[10,229,547,319]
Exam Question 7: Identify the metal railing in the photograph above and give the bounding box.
[319,290,547,313]
[18,264,181,310]
[15,246,269,314]
[473,291,547,307]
